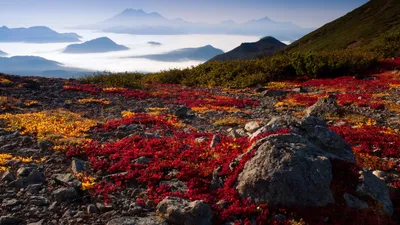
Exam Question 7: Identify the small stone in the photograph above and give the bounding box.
[26,170,45,185]
[87,204,98,214]
[27,219,45,225]
[96,202,113,212]
[235,129,248,137]
[1,171,15,182]
[262,89,287,97]
[52,173,78,186]
[304,95,340,117]
[30,196,50,206]
[52,187,79,202]
[25,184,44,194]
[48,202,58,211]
[274,214,287,221]
[157,197,213,225]
[245,121,260,133]
[132,156,152,165]
[175,106,188,118]
[227,128,240,138]
[254,87,267,93]
[16,167,35,177]
[291,87,308,93]
[71,158,86,174]
[210,135,221,148]
[3,199,20,207]
[195,137,206,143]
[39,140,52,151]
[372,170,386,180]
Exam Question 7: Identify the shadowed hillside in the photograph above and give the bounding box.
[285,0,400,52]
[209,36,287,61]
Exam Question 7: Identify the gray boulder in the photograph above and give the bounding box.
[237,134,335,206]
[356,171,393,216]
[156,197,213,225]
[343,193,368,210]
[298,117,356,163]
[304,95,340,117]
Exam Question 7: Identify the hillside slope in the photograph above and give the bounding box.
[286,0,400,52]
[210,36,286,61]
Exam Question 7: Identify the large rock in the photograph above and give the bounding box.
[298,117,356,163]
[356,171,393,216]
[156,197,213,225]
[304,95,340,117]
[236,115,393,212]
[343,193,368,210]
[237,134,335,206]
[106,216,167,225]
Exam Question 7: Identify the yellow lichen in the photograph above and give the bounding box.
[77,98,110,105]
[0,109,97,143]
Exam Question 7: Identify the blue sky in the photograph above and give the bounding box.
[0,0,368,28]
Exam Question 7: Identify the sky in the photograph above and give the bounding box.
[0,0,368,29]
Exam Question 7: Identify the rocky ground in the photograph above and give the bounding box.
[0,63,400,225]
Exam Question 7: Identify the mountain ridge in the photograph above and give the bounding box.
[209,36,287,61]
[0,26,81,43]
[0,56,89,78]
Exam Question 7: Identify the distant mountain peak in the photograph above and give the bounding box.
[260,16,272,21]
[260,36,280,42]
[121,8,145,14]
[116,8,164,18]
[63,37,129,54]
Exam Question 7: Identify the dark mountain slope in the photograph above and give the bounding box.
[286,0,400,52]
[209,37,286,61]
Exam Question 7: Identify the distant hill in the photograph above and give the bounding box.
[0,26,81,43]
[286,0,400,52]
[0,56,90,78]
[132,45,224,62]
[147,41,162,46]
[63,37,129,54]
[77,9,311,41]
[210,36,287,61]
[0,50,7,56]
